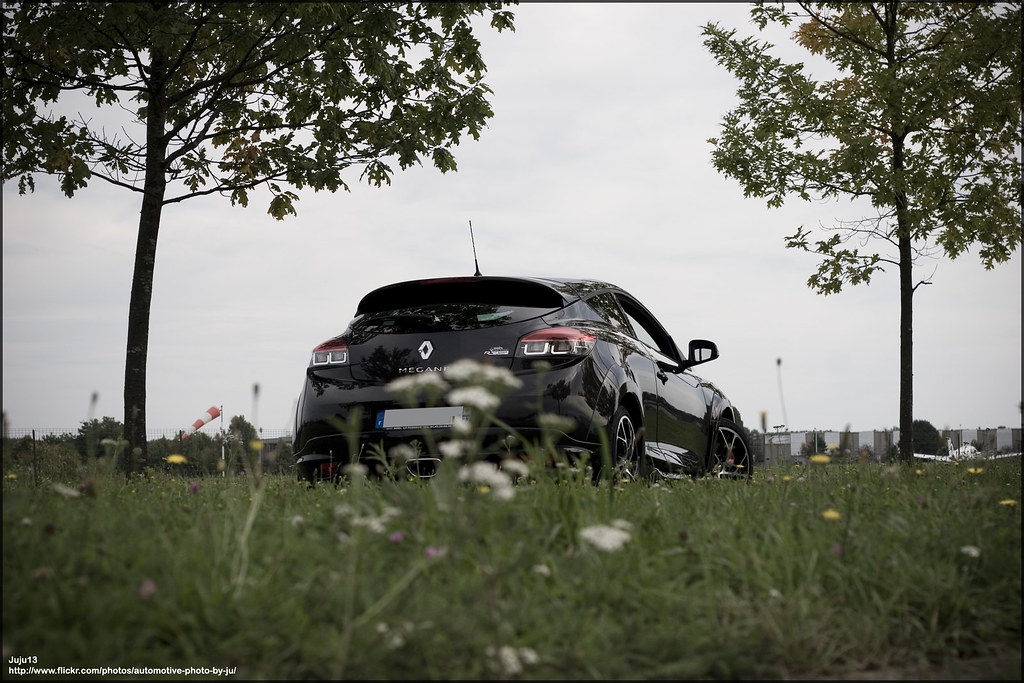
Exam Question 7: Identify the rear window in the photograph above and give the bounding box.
[353,278,567,333]
[353,303,552,333]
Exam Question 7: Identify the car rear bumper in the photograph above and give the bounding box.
[293,362,612,480]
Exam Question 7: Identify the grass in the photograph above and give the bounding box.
[2,450,1020,680]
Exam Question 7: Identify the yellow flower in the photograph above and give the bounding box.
[165,454,187,465]
[249,439,263,452]
[915,469,923,475]
[809,454,831,464]
[821,508,841,521]
[217,459,227,472]
[782,475,792,482]
[967,467,984,475]
[5,473,16,480]
[999,499,1017,507]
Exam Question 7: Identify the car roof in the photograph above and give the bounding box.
[355,275,621,315]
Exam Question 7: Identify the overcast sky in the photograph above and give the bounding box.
[3,3,1021,439]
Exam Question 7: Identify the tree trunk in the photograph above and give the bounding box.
[898,231,914,463]
[123,47,169,475]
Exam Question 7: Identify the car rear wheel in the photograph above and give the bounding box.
[708,417,752,479]
[595,407,642,483]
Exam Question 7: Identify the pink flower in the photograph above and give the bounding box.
[189,481,200,494]
[425,546,447,559]
[138,579,157,599]
[389,531,404,544]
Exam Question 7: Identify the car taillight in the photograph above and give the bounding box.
[519,328,595,357]
[311,341,349,367]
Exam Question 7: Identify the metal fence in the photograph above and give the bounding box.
[5,425,1019,459]
[3,427,294,441]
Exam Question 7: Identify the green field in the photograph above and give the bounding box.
[2,452,1020,680]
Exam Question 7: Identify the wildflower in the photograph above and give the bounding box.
[425,546,447,560]
[999,499,1017,507]
[830,541,844,556]
[782,475,792,482]
[290,515,306,530]
[376,622,407,650]
[579,523,632,552]
[343,462,369,478]
[137,579,158,599]
[389,531,404,544]
[449,418,472,435]
[768,588,782,599]
[6,473,16,480]
[809,454,831,464]
[500,458,530,478]
[249,439,263,452]
[532,563,552,577]
[389,443,417,463]
[959,545,981,558]
[967,467,984,475]
[447,386,500,413]
[165,454,187,465]
[438,440,472,459]
[32,566,54,581]
[445,359,523,390]
[821,508,841,521]
[188,481,200,494]
[386,372,449,403]
[537,413,576,433]
[52,483,81,498]
[458,462,515,500]
[487,645,539,677]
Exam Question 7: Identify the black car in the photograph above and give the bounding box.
[293,275,751,482]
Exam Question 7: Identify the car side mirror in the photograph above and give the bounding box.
[686,339,719,366]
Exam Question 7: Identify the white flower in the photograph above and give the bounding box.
[458,461,515,500]
[386,372,449,395]
[448,386,500,412]
[537,413,576,433]
[343,462,369,478]
[449,418,472,435]
[500,458,530,478]
[532,563,552,577]
[959,545,981,558]
[389,443,417,462]
[445,359,523,389]
[486,645,538,676]
[439,440,473,459]
[579,523,632,552]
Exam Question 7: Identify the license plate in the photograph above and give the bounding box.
[375,406,468,430]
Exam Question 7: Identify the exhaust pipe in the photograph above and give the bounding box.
[405,457,442,478]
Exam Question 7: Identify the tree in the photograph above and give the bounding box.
[75,417,125,461]
[2,2,516,473]
[911,419,941,456]
[702,2,1020,462]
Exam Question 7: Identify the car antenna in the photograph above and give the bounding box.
[469,219,482,276]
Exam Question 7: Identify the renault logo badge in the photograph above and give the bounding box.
[418,340,434,360]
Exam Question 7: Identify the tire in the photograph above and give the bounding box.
[708,417,752,479]
[595,406,644,484]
